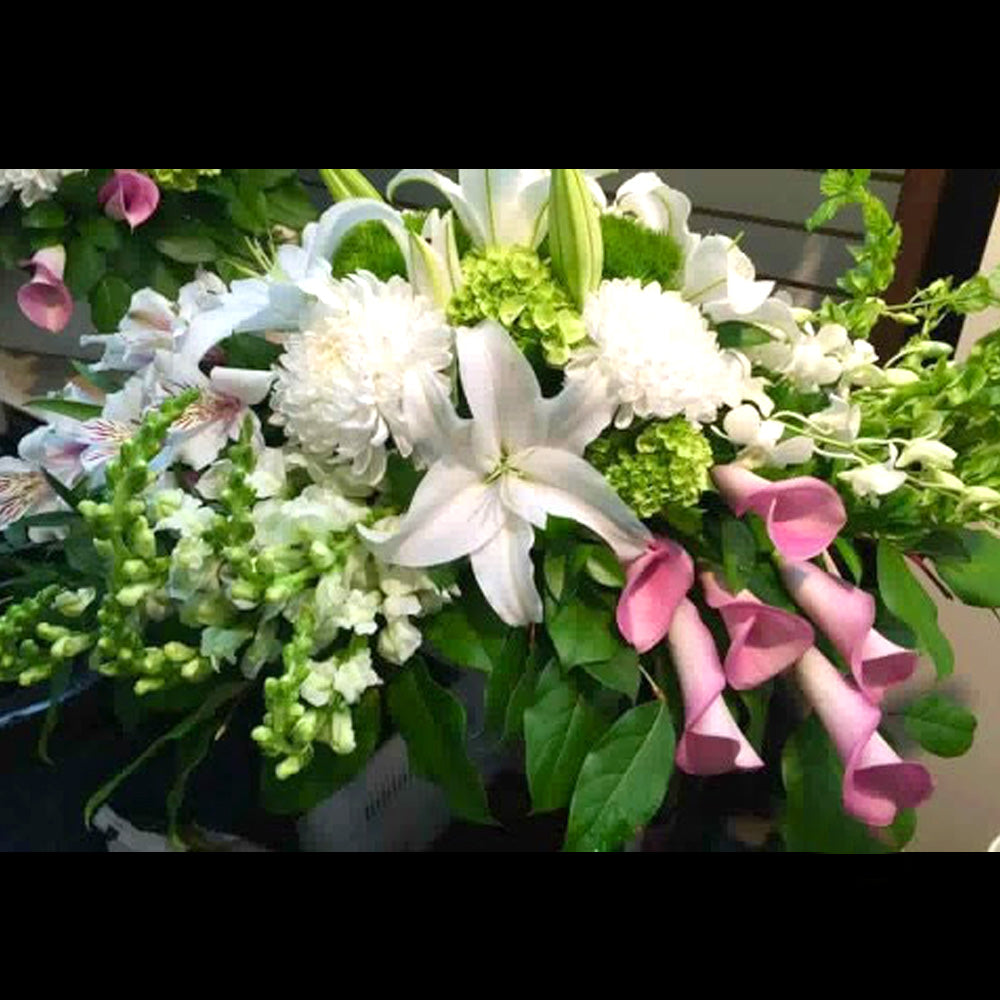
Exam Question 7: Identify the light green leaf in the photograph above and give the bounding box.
[89,274,133,332]
[904,693,977,757]
[721,515,757,593]
[715,321,774,349]
[545,591,620,668]
[933,529,1000,607]
[155,234,218,264]
[26,397,103,421]
[423,570,509,673]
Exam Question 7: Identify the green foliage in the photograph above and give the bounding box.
[423,567,509,673]
[933,529,1000,606]
[587,416,714,517]
[330,220,408,281]
[715,321,775,349]
[25,397,103,421]
[89,274,133,332]
[720,515,757,593]
[446,245,585,366]
[145,169,222,192]
[581,647,641,701]
[564,700,675,852]
[600,213,682,288]
[903,693,977,757]
[386,659,492,823]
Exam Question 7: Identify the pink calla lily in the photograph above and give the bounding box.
[795,647,932,828]
[779,559,918,703]
[711,464,846,561]
[616,537,694,653]
[98,170,160,230]
[17,246,73,333]
[700,571,814,690]
[668,598,763,776]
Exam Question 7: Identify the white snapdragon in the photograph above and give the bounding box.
[300,645,382,709]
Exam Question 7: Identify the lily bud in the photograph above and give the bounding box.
[318,169,383,203]
[549,168,603,309]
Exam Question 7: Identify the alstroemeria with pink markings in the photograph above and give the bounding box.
[16,246,74,333]
[711,464,846,561]
[0,426,73,534]
[778,558,919,703]
[700,570,814,690]
[98,170,160,230]
[794,647,932,827]
[667,598,763,776]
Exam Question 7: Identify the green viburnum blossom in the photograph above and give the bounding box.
[144,169,221,192]
[446,245,586,366]
[587,417,714,517]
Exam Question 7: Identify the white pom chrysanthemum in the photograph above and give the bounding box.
[568,278,748,426]
[270,271,453,485]
[0,170,82,208]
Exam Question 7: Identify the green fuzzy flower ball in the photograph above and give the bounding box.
[600,214,683,288]
[145,169,221,192]
[446,246,586,366]
[588,417,713,517]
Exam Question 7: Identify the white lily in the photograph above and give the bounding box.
[612,172,698,258]
[683,235,775,315]
[359,320,651,627]
[723,404,813,469]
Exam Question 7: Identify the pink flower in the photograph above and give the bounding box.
[779,558,918,703]
[616,537,694,653]
[98,170,160,230]
[668,599,763,776]
[711,464,846,561]
[16,246,73,333]
[700,570,814,690]
[795,647,932,827]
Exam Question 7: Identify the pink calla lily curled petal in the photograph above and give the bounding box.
[700,570,814,690]
[98,170,160,230]
[17,246,73,333]
[668,598,764,776]
[779,559,918,703]
[616,537,694,653]
[795,647,933,827]
[711,464,846,561]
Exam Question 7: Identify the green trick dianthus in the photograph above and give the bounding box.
[600,213,683,288]
[446,245,585,366]
[587,417,713,517]
[145,169,221,192]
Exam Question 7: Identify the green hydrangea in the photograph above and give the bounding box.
[446,246,586,366]
[587,417,713,517]
[600,213,683,288]
[145,169,221,192]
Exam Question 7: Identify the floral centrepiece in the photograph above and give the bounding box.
[1,167,998,853]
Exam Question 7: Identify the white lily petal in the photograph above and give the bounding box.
[402,365,472,467]
[407,229,453,309]
[388,169,486,248]
[514,447,651,561]
[614,172,697,256]
[469,516,542,626]
[306,198,412,272]
[541,373,614,454]
[456,320,545,459]
[499,474,548,529]
[422,209,464,293]
[358,462,504,566]
[459,169,550,248]
[209,366,276,406]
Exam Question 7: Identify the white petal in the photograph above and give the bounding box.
[306,198,411,271]
[210,366,276,405]
[388,169,486,248]
[770,435,814,467]
[402,365,472,467]
[723,404,762,445]
[458,169,550,248]
[172,422,231,470]
[514,447,651,561]
[499,474,548,529]
[541,374,614,454]
[469,516,543,626]
[456,321,545,459]
[358,462,503,567]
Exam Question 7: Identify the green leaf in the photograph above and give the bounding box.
[89,274,133,332]
[583,545,626,588]
[219,332,282,371]
[834,536,863,585]
[265,180,320,230]
[166,715,220,845]
[903,693,977,757]
[503,654,546,742]
[155,234,218,264]
[545,590,620,668]
[229,184,269,234]
[564,700,675,852]
[780,714,900,853]
[64,235,106,297]
[261,689,381,815]
[933,529,1000,607]
[736,683,771,754]
[38,661,72,765]
[386,660,492,824]
[25,397,103,421]
[524,672,611,813]
[77,216,122,252]
[721,515,757,593]
[381,452,424,511]
[84,681,247,827]
[70,360,129,394]
[22,201,67,229]
[877,540,953,678]
[715,321,774,349]
[423,571,508,673]
[581,646,640,700]
[544,550,567,600]
[485,628,530,733]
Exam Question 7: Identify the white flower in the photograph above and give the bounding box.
[252,484,367,547]
[82,288,184,372]
[810,395,861,442]
[197,446,287,502]
[961,486,1000,511]
[897,438,957,470]
[360,320,651,627]
[323,711,356,754]
[611,172,698,258]
[270,271,453,485]
[378,617,424,665]
[568,278,749,426]
[682,235,775,315]
[300,645,382,708]
[167,536,219,601]
[0,431,70,534]
[0,169,82,208]
[151,489,216,535]
[839,445,907,498]
[723,404,813,469]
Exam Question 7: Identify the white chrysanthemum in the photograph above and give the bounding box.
[0,169,83,208]
[270,271,453,485]
[568,278,748,426]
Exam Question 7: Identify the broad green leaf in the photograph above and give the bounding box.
[266,180,320,230]
[423,573,509,673]
[503,654,547,742]
[77,216,122,252]
[38,661,72,764]
[933,529,1000,607]
[737,683,771,755]
[581,646,641,700]
[877,540,953,678]
[545,590,620,668]
[167,716,220,845]
[564,700,674,852]
[903,693,977,757]
[261,690,381,815]
[25,397,103,421]
[70,360,129,394]
[485,628,530,733]
[834,536,863,585]
[220,332,282,370]
[22,201,67,229]
[155,233,218,264]
[721,515,757,593]
[544,550,567,600]
[524,673,610,813]
[387,660,492,824]
[89,274,133,332]
[64,235,106,297]
[584,545,626,588]
[715,321,774,349]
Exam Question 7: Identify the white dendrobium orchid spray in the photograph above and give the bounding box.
[839,443,908,499]
[723,404,814,469]
[359,320,652,626]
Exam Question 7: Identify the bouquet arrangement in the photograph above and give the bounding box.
[0,169,318,333]
[2,167,999,852]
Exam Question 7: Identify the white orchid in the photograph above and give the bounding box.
[809,394,861,442]
[359,320,651,626]
[838,444,907,498]
[723,404,813,469]
[897,438,958,470]
[682,235,775,315]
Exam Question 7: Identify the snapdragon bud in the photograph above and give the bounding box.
[51,587,96,618]
[164,641,197,663]
[51,633,94,659]
[116,583,154,608]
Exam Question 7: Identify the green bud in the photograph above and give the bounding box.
[51,633,94,659]
[52,587,96,618]
[180,657,206,680]
[164,641,197,663]
[292,711,319,745]
[548,168,604,309]
[135,678,165,695]
[251,725,273,743]
[309,540,335,571]
[36,622,71,642]
[318,169,383,203]
[122,559,151,581]
[116,583,153,608]
[275,756,305,780]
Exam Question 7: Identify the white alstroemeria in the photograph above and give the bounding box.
[0,452,66,533]
[359,320,651,627]
[723,404,813,469]
[177,269,227,324]
[809,395,861,443]
[839,445,907,499]
[75,372,151,478]
[15,421,86,491]
[82,288,184,372]
[896,438,958,470]
[682,235,775,316]
[149,350,275,470]
[611,172,698,258]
